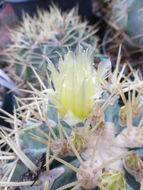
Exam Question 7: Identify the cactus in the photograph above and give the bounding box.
[6,5,98,83]
[1,47,143,190]
[111,0,143,48]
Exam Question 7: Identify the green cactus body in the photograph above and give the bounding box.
[101,170,126,190]
[127,0,143,48]
[112,0,143,48]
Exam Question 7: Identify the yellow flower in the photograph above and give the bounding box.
[49,48,111,124]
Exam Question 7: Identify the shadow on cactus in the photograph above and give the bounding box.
[1,47,143,190]
[5,5,98,84]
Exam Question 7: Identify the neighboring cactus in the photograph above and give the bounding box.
[6,5,98,83]
[1,48,143,190]
[111,0,143,48]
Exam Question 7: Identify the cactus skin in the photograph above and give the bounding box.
[7,6,98,83]
[101,170,126,190]
[111,0,143,48]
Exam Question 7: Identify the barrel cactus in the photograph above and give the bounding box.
[1,47,143,190]
[6,5,98,83]
[111,0,143,48]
